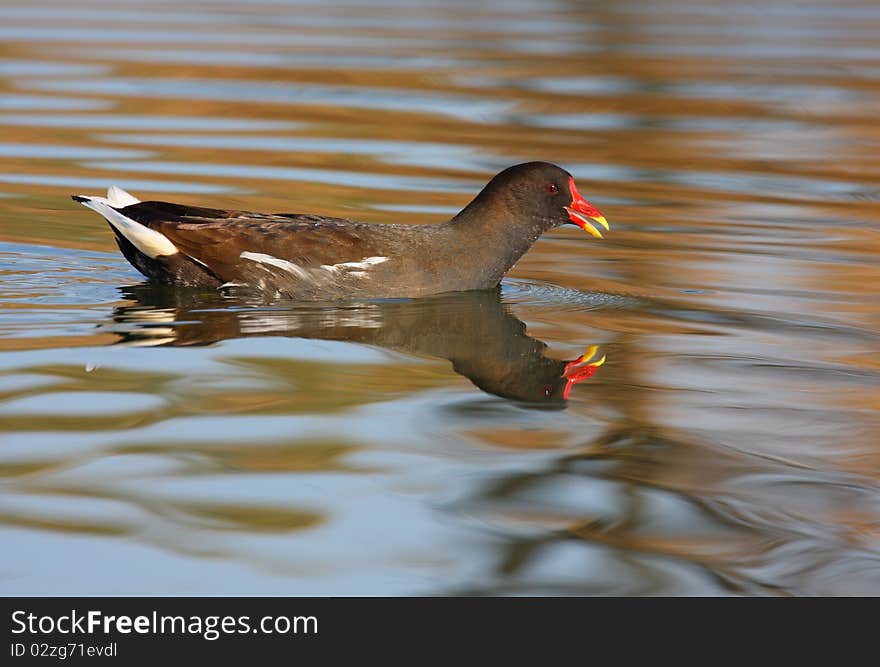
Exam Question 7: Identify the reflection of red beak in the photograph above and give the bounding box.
[562,345,606,400]
[565,176,609,239]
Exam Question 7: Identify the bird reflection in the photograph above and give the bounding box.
[109,285,605,405]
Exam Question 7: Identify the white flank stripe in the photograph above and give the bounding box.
[186,254,211,269]
[240,251,309,279]
[76,196,178,258]
[320,256,389,272]
[242,252,389,282]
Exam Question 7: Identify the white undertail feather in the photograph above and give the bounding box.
[107,185,141,207]
[75,186,178,258]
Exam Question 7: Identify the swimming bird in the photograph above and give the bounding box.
[72,161,608,300]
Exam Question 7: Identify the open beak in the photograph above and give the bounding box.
[565,176,609,239]
[562,345,606,400]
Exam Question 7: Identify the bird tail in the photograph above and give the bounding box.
[72,186,179,258]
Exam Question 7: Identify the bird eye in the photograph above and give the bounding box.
[546,183,558,194]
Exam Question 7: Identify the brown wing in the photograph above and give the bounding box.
[119,201,388,282]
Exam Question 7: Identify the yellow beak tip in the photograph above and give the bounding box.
[583,223,603,239]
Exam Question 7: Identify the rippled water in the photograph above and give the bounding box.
[1,0,878,595]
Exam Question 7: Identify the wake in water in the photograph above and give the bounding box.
[501,278,639,311]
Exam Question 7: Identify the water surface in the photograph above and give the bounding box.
[1,0,878,595]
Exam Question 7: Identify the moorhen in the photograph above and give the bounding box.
[73,162,608,300]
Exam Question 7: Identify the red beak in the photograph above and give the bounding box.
[565,176,609,239]
[562,345,606,400]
